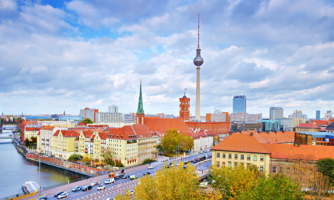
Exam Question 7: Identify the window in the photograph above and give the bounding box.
[235,154,238,159]
[254,156,257,161]
[240,162,244,166]
[241,155,244,160]
[234,162,238,166]
[247,155,250,161]
[217,153,220,158]
[217,161,220,167]
[228,162,231,168]
[228,154,232,159]
[260,166,263,172]
[222,162,225,166]
[273,166,276,173]
[223,153,226,158]
[260,156,264,161]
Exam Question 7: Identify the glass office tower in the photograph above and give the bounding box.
[316,110,320,120]
[233,95,246,113]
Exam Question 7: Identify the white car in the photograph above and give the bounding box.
[130,190,135,195]
[97,184,105,190]
[148,165,154,169]
[105,178,115,184]
[57,192,68,199]
[199,181,208,188]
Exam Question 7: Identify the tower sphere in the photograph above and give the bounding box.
[193,49,204,67]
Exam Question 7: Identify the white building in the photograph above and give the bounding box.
[79,108,98,122]
[108,105,118,113]
[292,110,303,119]
[95,112,123,123]
[270,107,283,120]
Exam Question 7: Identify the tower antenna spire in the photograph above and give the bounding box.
[198,13,200,49]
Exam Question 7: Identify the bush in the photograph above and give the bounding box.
[107,160,124,167]
[68,154,83,162]
[143,158,155,164]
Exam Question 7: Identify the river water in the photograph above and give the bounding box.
[0,130,87,198]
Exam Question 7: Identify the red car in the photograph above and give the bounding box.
[90,181,99,186]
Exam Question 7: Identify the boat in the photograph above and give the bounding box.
[22,181,40,194]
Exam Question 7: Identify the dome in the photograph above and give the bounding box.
[193,56,204,66]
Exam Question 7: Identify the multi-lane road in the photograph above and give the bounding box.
[36,151,212,200]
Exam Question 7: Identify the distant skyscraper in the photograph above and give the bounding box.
[292,110,303,119]
[233,95,246,114]
[302,114,308,121]
[193,14,203,121]
[316,110,320,120]
[108,105,118,113]
[270,107,283,120]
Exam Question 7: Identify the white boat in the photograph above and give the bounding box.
[22,181,40,194]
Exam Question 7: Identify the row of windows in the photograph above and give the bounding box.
[217,161,264,172]
[217,153,264,162]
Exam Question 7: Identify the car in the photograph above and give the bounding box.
[130,175,138,180]
[199,181,208,188]
[105,178,115,184]
[90,181,99,186]
[72,186,81,192]
[130,190,135,195]
[122,175,129,179]
[82,185,92,191]
[143,172,151,176]
[97,184,105,190]
[54,191,64,197]
[199,151,203,154]
[57,192,68,199]
[148,165,154,169]
[37,196,47,200]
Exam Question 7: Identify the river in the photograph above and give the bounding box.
[0,130,88,198]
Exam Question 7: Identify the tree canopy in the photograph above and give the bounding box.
[160,128,194,153]
[316,158,334,185]
[81,118,94,124]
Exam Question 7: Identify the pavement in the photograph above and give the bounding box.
[28,150,212,200]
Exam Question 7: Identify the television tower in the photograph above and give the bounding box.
[193,14,204,121]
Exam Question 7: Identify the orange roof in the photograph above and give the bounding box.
[104,124,155,140]
[53,130,78,137]
[144,117,191,134]
[311,120,329,125]
[271,144,334,160]
[232,131,295,144]
[98,132,108,140]
[26,127,41,131]
[296,123,319,128]
[41,126,55,130]
[211,134,272,154]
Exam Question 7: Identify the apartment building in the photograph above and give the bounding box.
[38,126,55,155]
[52,130,78,159]
[25,127,41,140]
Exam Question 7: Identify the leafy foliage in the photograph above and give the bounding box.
[68,154,83,162]
[143,158,155,164]
[81,118,94,124]
[316,158,334,185]
[160,128,194,153]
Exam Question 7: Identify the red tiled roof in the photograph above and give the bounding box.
[311,120,329,125]
[26,127,41,131]
[53,130,78,137]
[271,144,334,160]
[144,117,191,134]
[296,123,319,128]
[211,134,272,154]
[77,122,86,126]
[232,131,295,144]
[98,132,108,140]
[104,124,155,140]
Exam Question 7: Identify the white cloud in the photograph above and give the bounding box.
[30,66,48,74]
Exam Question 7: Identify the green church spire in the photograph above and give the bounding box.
[137,80,144,114]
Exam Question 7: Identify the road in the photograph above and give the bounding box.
[34,151,212,200]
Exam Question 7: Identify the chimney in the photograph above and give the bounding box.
[250,132,254,136]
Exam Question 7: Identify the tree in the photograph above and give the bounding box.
[81,118,94,125]
[68,154,83,162]
[82,154,93,164]
[102,149,113,163]
[161,128,194,153]
[157,144,164,152]
[179,135,194,152]
[316,158,334,185]
[0,118,3,124]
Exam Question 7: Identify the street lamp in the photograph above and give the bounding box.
[39,153,41,196]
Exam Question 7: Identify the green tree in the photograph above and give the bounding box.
[81,118,94,125]
[102,149,113,163]
[157,144,164,152]
[1,118,3,124]
[316,158,334,185]
[68,154,82,162]
[179,135,194,152]
[161,128,194,153]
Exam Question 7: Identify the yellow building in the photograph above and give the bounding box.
[25,127,41,140]
[211,133,271,173]
[52,130,78,159]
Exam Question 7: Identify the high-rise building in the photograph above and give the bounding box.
[193,14,204,121]
[269,107,283,120]
[179,92,190,121]
[316,110,321,120]
[95,112,123,123]
[302,114,308,121]
[233,95,246,114]
[292,110,303,119]
[136,80,144,124]
[79,108,98,122]
[108,105,118,113]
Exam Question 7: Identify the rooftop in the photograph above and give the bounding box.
[296,123,320,128]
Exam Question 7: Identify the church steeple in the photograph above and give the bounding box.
[136,80,145,124]
[137,80,144,115]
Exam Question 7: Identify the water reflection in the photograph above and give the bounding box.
[0,131,88,198]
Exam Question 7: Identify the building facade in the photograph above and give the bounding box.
[179,93,190,121]
[95,112,123,123]
[233,95,246,114]
[52,130,78,159]
[316,110,321,120]
[79,108,98,122]
[270,107,283,120]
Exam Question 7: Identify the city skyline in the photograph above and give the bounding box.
[0,0,334,118]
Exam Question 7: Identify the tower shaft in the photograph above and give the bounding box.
[196,67,200,121]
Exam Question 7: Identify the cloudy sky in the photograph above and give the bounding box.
[0,0,334,118]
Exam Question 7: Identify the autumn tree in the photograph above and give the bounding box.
[81,118,94,125]
[161,128,194,153]
[316,158,334,186]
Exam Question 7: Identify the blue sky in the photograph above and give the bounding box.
[0,0,334,118]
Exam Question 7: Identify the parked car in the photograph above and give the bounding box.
[143,171,151,176]
[97,184,105,190]
[105,178,115,184]
[90,181,99,186]
[72,186,81,192]
[130,175,138,180]
[148,165,154,169]
[37,196,47,200]
[54,192,64,197]
[82,185,92,191]
[57,192,68,199]
[122,175,129,179]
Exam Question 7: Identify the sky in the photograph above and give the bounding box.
[0,0,334,118]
